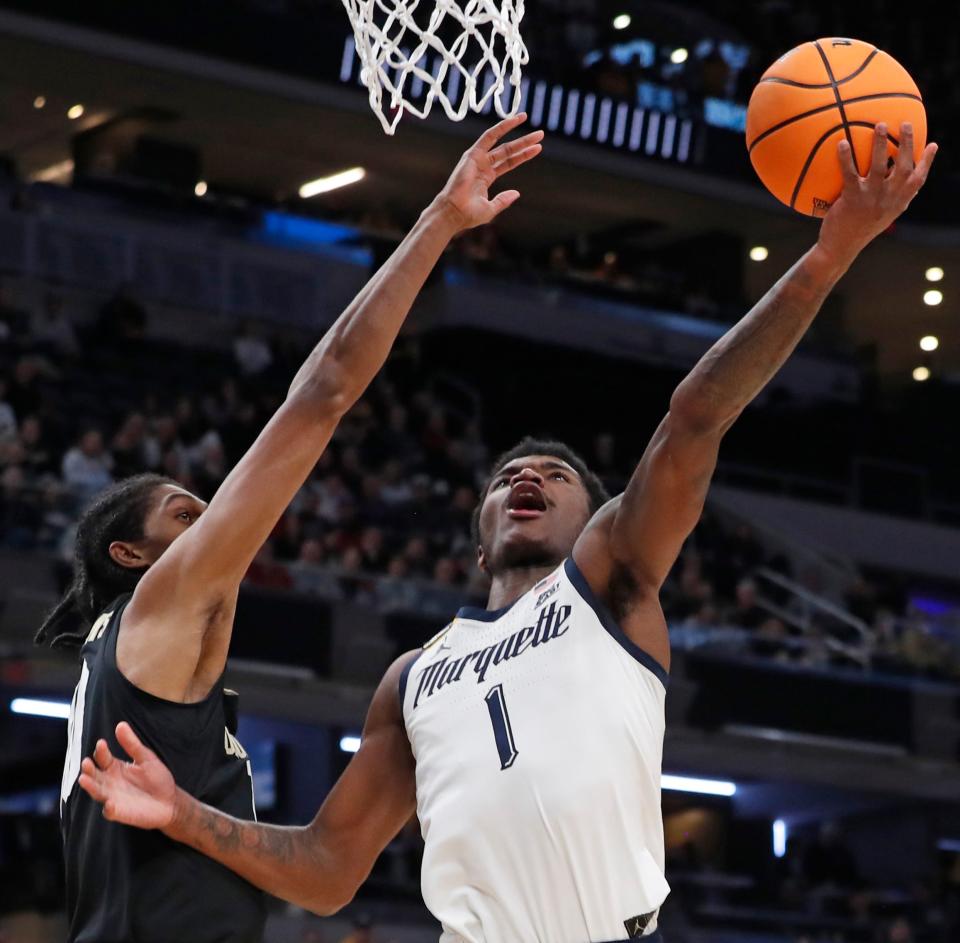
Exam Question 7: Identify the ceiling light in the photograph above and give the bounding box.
[773,819,787,858]
[920,335,939,352]
[10,697,70,719]
[67,104,84,120]
[29,159,75,183]
[33,95,46,109]
[612,13,631,29]
[194,181,208,197]
[923,289,943,306]
[670,47,689,64]
[925,266,944,282]
[299,167,366,198]
[913,366,931,382]
[749,245,769,262]
[339,735,361,753]
[662,774,736,797]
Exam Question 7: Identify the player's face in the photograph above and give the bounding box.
[477,455,592,575]
[109,484,208,572]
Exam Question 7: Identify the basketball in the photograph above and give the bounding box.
[746,38,927,216]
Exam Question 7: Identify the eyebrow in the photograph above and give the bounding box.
[493,460,580,479]
[161,491,205,509]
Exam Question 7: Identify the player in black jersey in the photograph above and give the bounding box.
[42,114,543,943]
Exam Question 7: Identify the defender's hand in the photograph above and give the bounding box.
[818,122,937,263]
[434,113,543,232]
[78,721,177,830]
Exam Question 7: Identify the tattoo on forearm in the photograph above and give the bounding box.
[683,251,837,419]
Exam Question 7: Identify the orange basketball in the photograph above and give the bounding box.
[746,38,926,216]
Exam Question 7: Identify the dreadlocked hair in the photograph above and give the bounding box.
[35,473,176,652]
[470,437,611,548]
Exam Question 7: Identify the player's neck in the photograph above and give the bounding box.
[486,564,558,611]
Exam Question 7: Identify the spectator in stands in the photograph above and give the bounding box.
[111,412,151,478]
[190,434,228,500]
[415,556,466,617]
[402,534,431,578]
[374,554,421,612]
[379,458,413,507]
[61,428,114,504]
[96,284,147,346]
[18,415,56,479]
[802,821,859,892]
[0,277,27,340]
[592,431,625,494]
[725,577,768,630]
[1,464,43,547]
[5,357,46,420]
[233,320,274,376]
[31,292,79,357]
[0,378,17,441]
[272,512,304,562]
[359,526,388,571]
[244,543,293,591]
[150,414,187,475]
[287,538,343,600]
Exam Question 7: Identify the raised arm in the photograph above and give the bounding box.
[78,654,419,914]
[575,123,935,627]
[119,116,543,700]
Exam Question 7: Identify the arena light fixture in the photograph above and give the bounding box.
[925,266,944,282]
[913,365,931,382]
[749,245,769,262]
[299,167,366,199]
[920,335,939,352]
[772,819,787,858]
[339,735,362,753]
[662,774,736,797]
[10,697,70,719]
[33,95,46,109]
[670,47,689,64]
[67,104,85,120]
[612,13,631,30]
[194,181,208,197]
[923,289,943,306]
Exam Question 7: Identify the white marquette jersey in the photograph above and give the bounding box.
[400,557,670,943]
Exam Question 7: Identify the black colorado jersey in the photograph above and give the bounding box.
[60,595,266,943]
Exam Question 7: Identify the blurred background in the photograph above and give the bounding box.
[1,1,960,942]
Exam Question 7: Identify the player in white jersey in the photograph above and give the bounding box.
[77,121,935,942]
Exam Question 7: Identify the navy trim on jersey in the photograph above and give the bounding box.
[456,596,522,623]
[563,557,669,689]
[398,650,421,709]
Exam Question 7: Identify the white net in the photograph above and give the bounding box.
[340,0,529,134]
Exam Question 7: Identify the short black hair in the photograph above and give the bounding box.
[35,473,176,651]
[470,437,610,548]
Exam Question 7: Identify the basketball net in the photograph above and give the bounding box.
[340,0,529,134]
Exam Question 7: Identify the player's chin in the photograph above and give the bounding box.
[496,530,560,570]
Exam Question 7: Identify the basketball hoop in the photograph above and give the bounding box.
[340,0,529,134]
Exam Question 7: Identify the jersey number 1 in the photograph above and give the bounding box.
[485,684,518,770]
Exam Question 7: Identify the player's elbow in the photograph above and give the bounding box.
[304,876,361,916]
[287,366,354,421]
[668,384,737,437]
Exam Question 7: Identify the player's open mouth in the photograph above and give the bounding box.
[507,482,547,519]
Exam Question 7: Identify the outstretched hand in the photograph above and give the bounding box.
[435,112,543,232]
[78,721,177,831]
[818,121,937,261]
